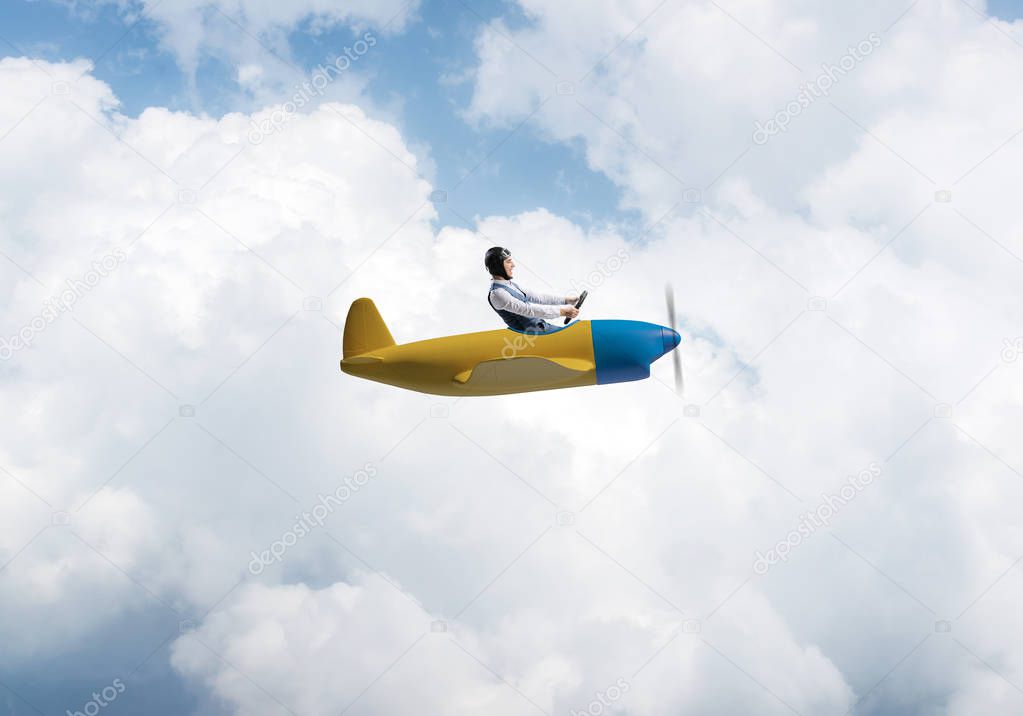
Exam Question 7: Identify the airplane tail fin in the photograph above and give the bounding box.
[343,298,396,358]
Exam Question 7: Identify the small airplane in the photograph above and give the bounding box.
[339,288,683,397]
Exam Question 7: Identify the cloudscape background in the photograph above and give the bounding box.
[2,0,1023,714]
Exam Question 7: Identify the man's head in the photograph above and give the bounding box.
[485,246,514,279]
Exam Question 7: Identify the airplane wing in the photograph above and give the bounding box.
[342,355,384,365]
[453,356,595,389]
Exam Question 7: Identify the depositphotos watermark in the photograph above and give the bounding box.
[571,678,630,716]
[500,330,539,360]
[568,247,630,297]
[753,462,881,575]
[66,678,125,716]
[248,462,377,574]
[497,289,590,359]
[753,32,881,145]
[1001,337,1023,363]
[247,31,377,145]
[1,247,127,361]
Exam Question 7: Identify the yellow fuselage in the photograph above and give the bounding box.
[341,321,598,396]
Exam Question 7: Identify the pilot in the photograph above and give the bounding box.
[485,247,578,333]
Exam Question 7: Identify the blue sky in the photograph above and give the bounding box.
[5,0,1021,241]
[989,0,1023,20]
[1,0,630,233]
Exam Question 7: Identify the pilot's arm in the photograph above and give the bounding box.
[489,288,564,319]
[519,285,576,306]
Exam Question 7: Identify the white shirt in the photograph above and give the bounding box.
[488,278,566,319]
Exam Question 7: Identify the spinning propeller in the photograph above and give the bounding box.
[665,284,684,395]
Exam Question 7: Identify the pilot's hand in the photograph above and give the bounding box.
[560,305,580,318]
[565,295,579,304]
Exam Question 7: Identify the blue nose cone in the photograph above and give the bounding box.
[662,326,681,353]
[591,320,681,385]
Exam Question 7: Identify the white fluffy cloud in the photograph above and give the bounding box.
[466,0,1023,225]
[3,0,1023,712]
[459,1,1023,713]
[0,52,436,662]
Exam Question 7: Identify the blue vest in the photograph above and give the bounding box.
[488,281,551,334]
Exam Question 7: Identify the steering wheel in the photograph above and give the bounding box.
[564,289,588,325]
